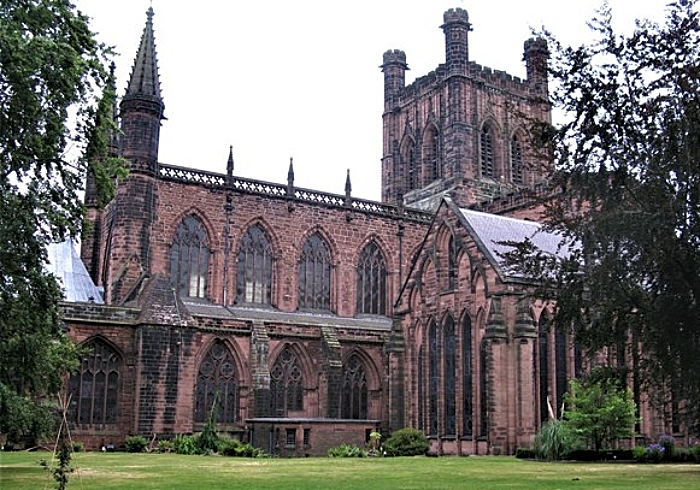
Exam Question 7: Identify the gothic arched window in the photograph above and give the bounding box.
[407,142,418,191]
[298,233,331,310]
[236,225,273,305]
[537,314,551,424]
[424,127,440,184]
[511,134,524,184]
[270,346,304,416]
[462,315,473,437]
[342,355,368,419]
[357,241,387,315]
[444,316,456,436]
[428,320,440,436]
[194,340,238,423]
[555,326,568,418]
[68,339,120,427]
[447,234,458,290]
[418,345,425,432]
[480,339,489,437]
[170,215,210,298]
[480,125,495,178]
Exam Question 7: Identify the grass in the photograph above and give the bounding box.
[1,451,699,489]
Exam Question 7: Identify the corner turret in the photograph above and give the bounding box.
[441,8,471,76]
[120,7,165,176]
[524,37,548,96]
[381,49,408,109]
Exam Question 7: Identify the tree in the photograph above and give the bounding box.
[507,0,700,431]
[564,368,636,453]
[0,0,120,443]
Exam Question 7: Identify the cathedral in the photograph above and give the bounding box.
[53,7,667,456]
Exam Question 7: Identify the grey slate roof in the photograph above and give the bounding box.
[46,240,104,304]
[458,207,569,281]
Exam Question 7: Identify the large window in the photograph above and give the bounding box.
[537,315,550,424]
[68,339,120,427]
[424,127,440,184]
[462,315,473,437]
[194,340,238,423]
[428,320,440,436]
[298,233,331,310]
[480,125,495,178]
[555,327,568,418]
[447,234,458,290]
[342,355,368,419]
[236,225,272,304]
[357,242,387,315]
[271,346,304,416]
[444,316,456,436]
[170,215,210,298]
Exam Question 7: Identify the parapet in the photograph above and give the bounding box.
[442,7,469,25]
[382,49,408,67]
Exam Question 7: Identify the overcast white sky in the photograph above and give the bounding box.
[73,1,668,201]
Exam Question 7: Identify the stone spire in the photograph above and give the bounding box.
[120,7,165,175]
[125,7,163,102]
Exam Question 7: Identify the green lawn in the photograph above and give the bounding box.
[1,452,698,489]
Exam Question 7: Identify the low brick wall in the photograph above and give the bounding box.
[247,418,380,457]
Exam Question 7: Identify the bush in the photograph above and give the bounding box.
[383,428,429,457]
[124,435,149,453]
[658,435,675,461]
[218,438,265,458]
[515,447,536,459]
[633,445,648,463]
[690,444,700,463]
[534,419,579,461]
[173,434,199,455]
[328,444,366,458]
[645,443,665,463]
[157,440,175,453]
[70,442,84,453]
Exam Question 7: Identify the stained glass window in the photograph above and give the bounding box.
[170,215,210,298]
[357,242,387,315]
[298,233,331,310]
[342,355,368,419]
[429,320,440,436]
[444,316,456,436]
[270,346,304,416]
[194,340,238,423]
[236,225,272,304]
[68,339,120,427]
[462,315,473,437]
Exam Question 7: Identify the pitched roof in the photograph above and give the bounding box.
[457,206,568,282]
[46,240,104,303]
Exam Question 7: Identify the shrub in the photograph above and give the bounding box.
[157,440,175,453]
[645,443,665,463]
[219,438,265,458]
[70,442,84,453]
[690,444,700,463]
[383,428,429,457]
[633,445,648,463]
[173,434,199,455]
[534,419,579,461]
[328,444,366,458]
[515,447,536,459]
[658,434,675,460]
[124,435,149,453]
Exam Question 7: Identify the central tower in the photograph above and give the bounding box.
[380,8,550,211]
